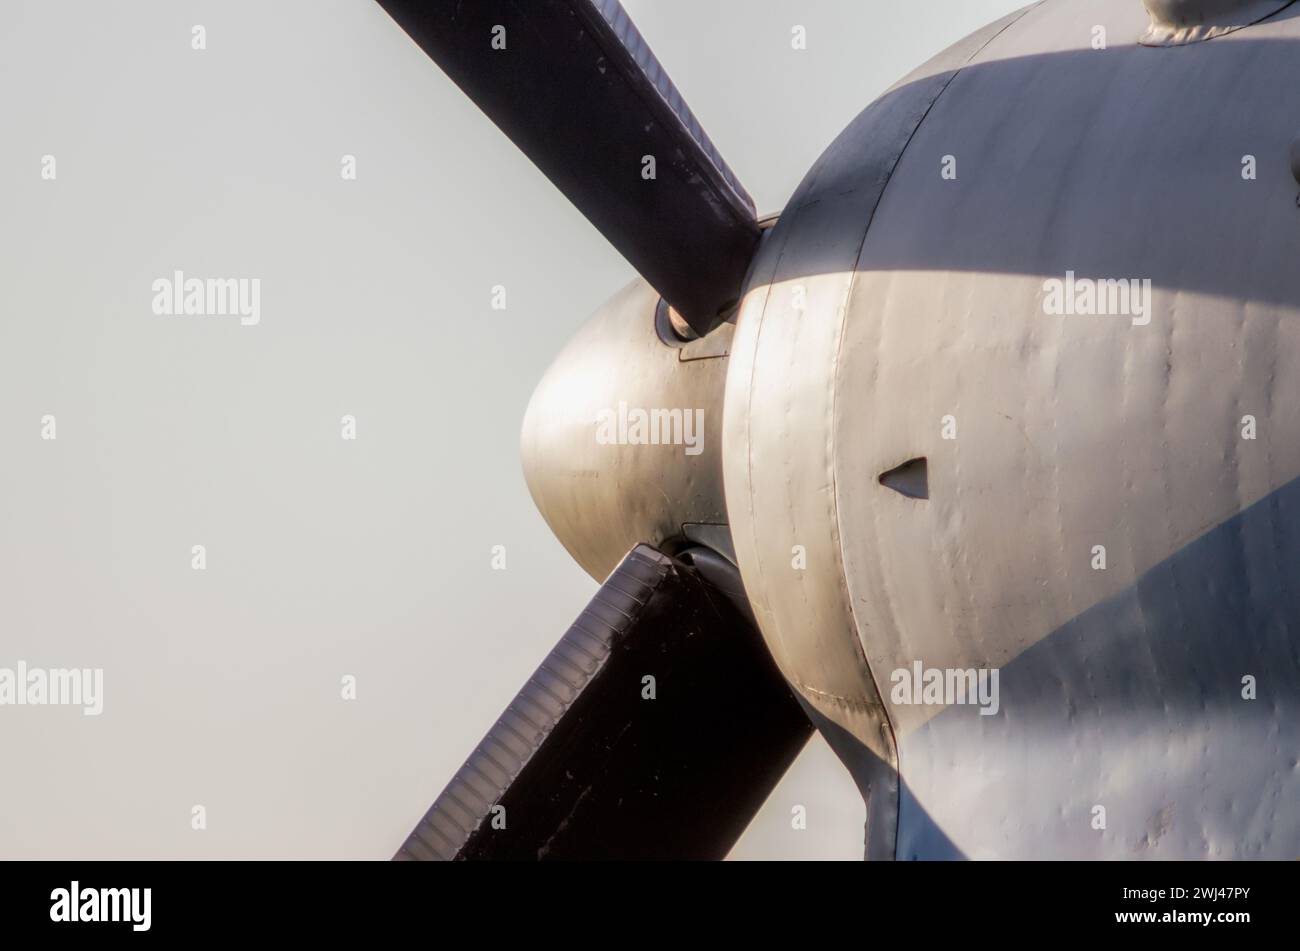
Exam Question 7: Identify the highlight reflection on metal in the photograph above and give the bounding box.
[1140,0,1295,45]
[384,0,1300,859]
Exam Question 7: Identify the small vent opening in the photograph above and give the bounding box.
[878,457,928,500]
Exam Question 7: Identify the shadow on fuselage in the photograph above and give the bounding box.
[764,18,1300,859]
[900,472,1300,858]
[776,27,1300,313]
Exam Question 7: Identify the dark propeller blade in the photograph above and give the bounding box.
[395,545,812,861]
[376,0,762,336]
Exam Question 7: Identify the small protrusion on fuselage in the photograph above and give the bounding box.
[1140,0,1294,46]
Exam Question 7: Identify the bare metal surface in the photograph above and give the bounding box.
[723,6,1036,861]
[725,0,1300,858]
[1141,0,1294,45]
[521,279,730,582]
[497,0,1300,860]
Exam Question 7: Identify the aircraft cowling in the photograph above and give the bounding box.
[723,0,1300,859]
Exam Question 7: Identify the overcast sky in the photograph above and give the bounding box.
[0,0,1026,859]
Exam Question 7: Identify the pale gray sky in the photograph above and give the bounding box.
[0,0,1025,859]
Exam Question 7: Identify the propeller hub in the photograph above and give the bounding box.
[521,279,731,581]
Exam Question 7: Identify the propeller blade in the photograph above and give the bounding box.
[395,544,812,860]
[376,0,761,336]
